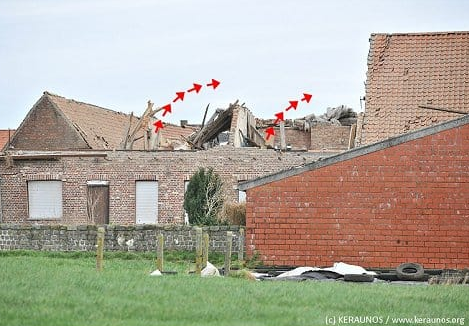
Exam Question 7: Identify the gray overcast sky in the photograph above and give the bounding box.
[0,0,468,129]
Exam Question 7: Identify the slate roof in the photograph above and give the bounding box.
[0,130,14,149]
[359,31,469,145]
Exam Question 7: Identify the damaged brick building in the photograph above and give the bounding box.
[240,31,469,269]
[0,92,347,225]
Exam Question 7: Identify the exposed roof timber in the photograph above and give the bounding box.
[238,114,469,191]
[190,105,234,148]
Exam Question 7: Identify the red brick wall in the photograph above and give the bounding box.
[0,147,323,225]
[10,96,89,150]
[246,124,469,269]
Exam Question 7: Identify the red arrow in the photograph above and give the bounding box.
[161,104,172,117]
[206,79,220,89]
[172,91,185,102]
[265,127,275,140]
[285,100,298,111]
[187,83,202,93]
[274,112,284,124]
[153,120,164,133]
[301,93,312,103]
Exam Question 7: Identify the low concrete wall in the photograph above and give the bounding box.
[0,224,243,253]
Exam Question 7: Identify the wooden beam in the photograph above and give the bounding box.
[279,121,286,151]
[201,103,210,128]
[191,106,234,148]
[418,105,467,115]
[348,123,357,149]
[120,112,134,149]
[247,124,267,149]
[126,101,154,149]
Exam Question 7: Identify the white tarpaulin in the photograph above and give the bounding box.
[276,262,376,278]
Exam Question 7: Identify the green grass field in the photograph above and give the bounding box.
[0,251,468,326]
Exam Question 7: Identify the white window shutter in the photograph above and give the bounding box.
[136,181,158,224]
[28,181,62,219]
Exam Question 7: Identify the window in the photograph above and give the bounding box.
[238,180,246,203]
[28,181,62,219]
[136,181,158,224]
[87,181,110,225]
[238,190,246,203]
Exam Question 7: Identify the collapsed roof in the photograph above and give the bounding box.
[5,92,196,151]
[6,91,358,152]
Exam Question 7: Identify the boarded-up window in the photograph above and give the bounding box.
[28,181,63,219]
[136,181,158,224]
[87,181,109,225]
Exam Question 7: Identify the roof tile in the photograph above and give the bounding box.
[361,31,469,145]
[46,92,195,150]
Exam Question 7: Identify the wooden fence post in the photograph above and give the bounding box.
[224,231,233,276]
[156,234,164,271]
[195,227,203,275]
[238,228,245,262]
[96,227,105,272]
[202,232,209,268]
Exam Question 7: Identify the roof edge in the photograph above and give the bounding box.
[239,114,469,191]
[44,93,92,149]
[370,31,469,37]
[2,94,49,151]
[44,91,135,118]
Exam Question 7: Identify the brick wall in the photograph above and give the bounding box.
[10,96,89,150]
[0,224,242,253]
[260,128,311,150]
[258,124,351,151]
[310,123,351,151]
[0,147,327,225]
[245,123,469,269]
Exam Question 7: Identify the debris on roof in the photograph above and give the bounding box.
[186,101,266,150]
[189,104,235,149]
[45,92,196,151]
[8,91,359,153]
[256,105,357,131]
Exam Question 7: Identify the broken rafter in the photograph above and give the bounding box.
[124,101,154,150]
[120,112,134,149]
[180,134,196,148]
[190,105,235,149]
[201,103,210,128]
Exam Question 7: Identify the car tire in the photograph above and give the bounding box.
[396,263,425,281]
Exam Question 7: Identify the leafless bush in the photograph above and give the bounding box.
[222,202,246,225]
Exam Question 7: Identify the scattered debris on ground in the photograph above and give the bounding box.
[150,269,162,276]
[252,262,469,285]
[201,262,221,277]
